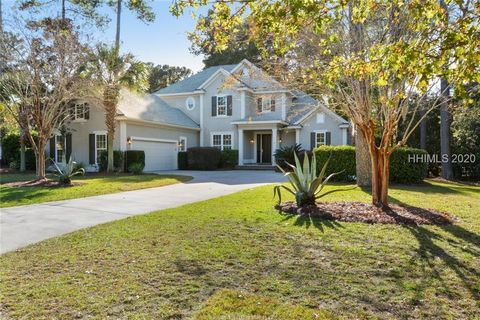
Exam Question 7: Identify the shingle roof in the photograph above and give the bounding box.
[286,90,320,124]
[155,64,238,94]
[117,89,199,129]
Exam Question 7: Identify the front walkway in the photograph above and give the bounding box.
[0,170,285,254]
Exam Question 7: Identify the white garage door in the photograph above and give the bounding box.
[132,139,178,171]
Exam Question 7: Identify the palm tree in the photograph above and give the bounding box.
[90,44,149,172]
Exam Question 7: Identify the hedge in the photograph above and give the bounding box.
[314,145,427,183]
[1,133,36,169]
[98,150,125,172]
[178,151,188,170]
[220,149,238,168]
[124,150,145,172]
[187,147,221,170]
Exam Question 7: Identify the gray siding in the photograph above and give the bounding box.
[126,123,199,150]
[298,110,344,149]
[160,94,201,124]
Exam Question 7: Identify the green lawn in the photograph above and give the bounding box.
[0,180,479,319]
[0,173,192,208]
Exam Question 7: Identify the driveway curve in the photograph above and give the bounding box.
[0,170,285,254]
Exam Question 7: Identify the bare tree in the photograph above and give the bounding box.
[0,18,91,180]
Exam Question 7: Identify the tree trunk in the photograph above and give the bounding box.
[440,78,453,180]
[0,0,3,34]
[20,136,26,172]
[107,130,114,172]
[370,146,390,207]
[35,142,46,180]
[355,130,372,186]
[61,0,66,21]
[115,0,121,50]
[419,106,427,149]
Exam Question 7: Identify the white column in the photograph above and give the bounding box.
[240,91,246,119]
[199,94,204,146]
[271,128,278,165]
[342,128,347,145]
[238,128,244,165]
[281,93,287,120]
[119,121,127,151]
[295,129,300,145]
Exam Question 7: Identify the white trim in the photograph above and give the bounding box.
[339,123,350,128]
[231,120,288,125]
[240,91,246,119]
[131,136,178,144]
[199,94,204,146]
[54,134,67,163]
[210,131,234,150]
[271,128,278,165]
[238,129,244,165]
[155,91,204,97]
[119,121,127,151]
[342,128,348,145]
[215,95,229,117]
[295,103,348,125]
[313,130,327,148]
[254,89,290,94]
[93,130,107,134]
[198,68,234,90]
[94,132,107,165]
[178,136,187,151]
[124,118,200,131]
[295,129,300,145]
[281,93,287,121]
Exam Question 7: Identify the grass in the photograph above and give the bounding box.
[0,173,192,208]
[0,180,479,319]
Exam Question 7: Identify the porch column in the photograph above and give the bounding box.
[199,94,204,146]
[295,129,300,145]
[119,121,127,151]
[238,128,244,165]
[342,128,348,145]
[271,128,278,165]
[240,91,246,119]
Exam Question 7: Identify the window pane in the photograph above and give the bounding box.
[316,133,325,146]
[223,134,232,147]
[213,135,221,147]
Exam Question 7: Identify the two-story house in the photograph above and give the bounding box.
[47,59,350,171]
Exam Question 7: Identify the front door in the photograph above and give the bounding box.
[256,134,272,164]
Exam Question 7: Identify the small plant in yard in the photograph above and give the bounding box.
[274,143,303,171]
[51,158,85,185]
[274,152,342,207]
[128,162,144,175]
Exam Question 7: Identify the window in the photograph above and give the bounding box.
[73,103,88,121]
[316,112,325,124]
[315,132,326,147]
[212,133,233,150]
[186,97,195,110]
[257,97,276,113]
[217,96,227,116]
[95,134,107,164]
[55,135,65,163]
[178,136,187,152]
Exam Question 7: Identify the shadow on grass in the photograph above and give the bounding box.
[360,180,480,197]
[0,187,50,203]
[280,213,344,232]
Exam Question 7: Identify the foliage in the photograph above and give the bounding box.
[124,150,145,172]
[274,153,342,207]
[274,144,303,171]
[178,151,188,170]
[73,161,86,172]
[220,149,238,168]
[186,147,221,170]
[146,64,192,92]
[390,148,428,183]
[98,150,124,172]
[128,162,144,175]
[51,157,85,185]
[315,146,356,182]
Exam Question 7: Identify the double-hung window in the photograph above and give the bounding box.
[55,135,66,163]
[95,134,107,164]
[73,103,88,121]
[257,97,276,113]
[217,96,227,116]
[315,132,326,147]
[212,133,232,150]
[178,136,187,152]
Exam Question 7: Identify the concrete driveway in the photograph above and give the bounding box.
[0,170,285,254]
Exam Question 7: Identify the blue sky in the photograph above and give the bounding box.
[3,1,207,72]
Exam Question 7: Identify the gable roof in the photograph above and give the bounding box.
[117,89,199,129]
[155,64,238,95]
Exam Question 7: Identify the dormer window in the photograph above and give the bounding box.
[256,97,276,113]
[242,67,249,77]
[72,103,89,121]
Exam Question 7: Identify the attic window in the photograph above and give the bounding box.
[242,67,249,77]
[316,112,325,124]
[186,97,195,110]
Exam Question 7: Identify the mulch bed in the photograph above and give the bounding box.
[3,180,82,188]
[275,201,456,225]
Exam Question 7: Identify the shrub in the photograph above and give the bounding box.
[51,157,85,185]
[128,162,144,175]
[313,145,427,183]
[314,146,356,181]
[187,147,221,170]
[274,144,303,171]
[124,150,145,172]
[220,149,238,168]
[390,147,428,183]
[99,150,126,172]
[178,151,188,170]
[25,148,36,170]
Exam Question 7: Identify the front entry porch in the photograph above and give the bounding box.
[237,125,282,166]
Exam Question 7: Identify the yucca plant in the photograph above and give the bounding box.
[52,157,85,185]
[274,152,342,207]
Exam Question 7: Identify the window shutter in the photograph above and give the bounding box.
[49,137,55,159]
[257,98,262,113]
[326,132,331,145]
[271,98,276,111]
[89,134,95,164]
[211,96,217,116]
[84,105,90,120]
[227,95,233,116]
[66,133,72,162]
[69,106,75,120]
[310,132,316,150]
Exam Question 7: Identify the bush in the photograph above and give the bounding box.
[124,150,145,172]
[390,147,428,183]
[274,144,303,171]
[98,150,125,172]
[187,147,221,170]
[220,149,238,168]
[178,151,188,170]
[128,162,144,175]
[314,146,356,181]
[313,145,427,183]
[25,148,36,170]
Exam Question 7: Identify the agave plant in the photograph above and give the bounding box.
[51,157,85,185]
[274,152,342,207]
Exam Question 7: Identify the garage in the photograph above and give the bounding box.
[132,138,178,171]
